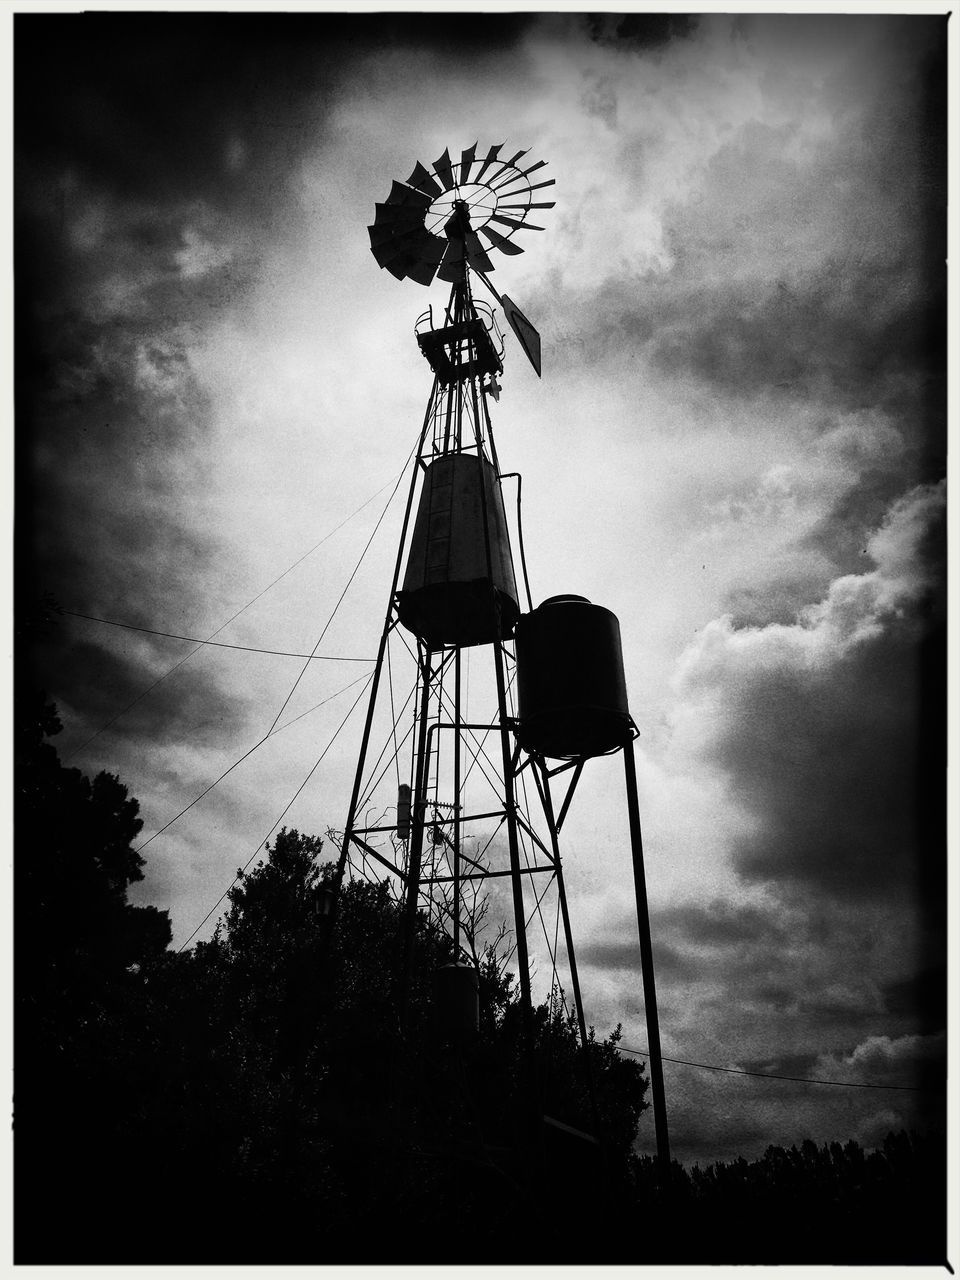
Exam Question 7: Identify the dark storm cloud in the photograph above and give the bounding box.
[881,965,947,1036]
[815,1031,946,1094]
[579,937,700,983]
[580,898,890,1040]
[674,477,945,911]
[629,888,942,1062]
[554,20,945,459]
[651,20,947,410]
[655,898,787,948]
[801,461,948,588]
[797,469,918,583]
[707,629,929,900]
[648,265,941,415]
[722,574,839,632]
[15,12,538,207]
[15,24,266,649]
[738,1049,820,1078]
[585,13,699,50]
[19,301,221,609]
[31,629,249,752]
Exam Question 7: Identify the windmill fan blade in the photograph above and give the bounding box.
[497,202,555,212]
[368,223,419,248]
[464,231,494,274]
[472,142,504,184]
[385,179,432,209]
[501,293,542,378]
[493,177,557,199]
[374,202,427,227]
[490,161,547,192]
[479,226,525,255]
[418,234,447,264]
[502,149,529,168]
[459,143,477,185]
[385,254,419,281]
[489,214,546,232]
[371,239,418,271]
[406,161,443,200]
[437,260,466,284]
[405,257,440,287]
[370,224,439,268]
[433,148,456,191]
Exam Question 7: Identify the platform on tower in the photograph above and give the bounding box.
[415,304,504,385]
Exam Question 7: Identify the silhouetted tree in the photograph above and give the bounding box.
[135,828,648,1263]
[15,690,173,1262]
[14,686,647,1265]
[630,1130,945,1264]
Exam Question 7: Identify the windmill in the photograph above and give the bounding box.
[334,142,669,1175]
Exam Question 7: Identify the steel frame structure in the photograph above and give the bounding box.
[336,202,670,1174]
[333,272,602,1123]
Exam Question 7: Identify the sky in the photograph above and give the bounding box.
[14,7,949,1169]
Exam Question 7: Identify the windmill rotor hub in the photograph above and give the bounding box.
[443,200,474,241]
[428,184,494,234]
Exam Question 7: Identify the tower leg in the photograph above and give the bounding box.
[398,643,435,1031]
[623,739,671,1181]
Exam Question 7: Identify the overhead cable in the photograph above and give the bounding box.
[64,475,396,760]
[614,1044,937,1092]
[175,673,373,953]
[265,438,417,738]
[62,611,373,661]
[135,671,371,856]
[136,441,414,856]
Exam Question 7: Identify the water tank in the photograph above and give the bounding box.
[435,962,479,1041]
[398,453,519,647]
[514,595,634,760]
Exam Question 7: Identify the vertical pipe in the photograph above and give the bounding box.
[623,739,670,1181]
[466,341,532,1024]
[454,284,465,452]
[464,306,538,1147]
[453,646,462,957]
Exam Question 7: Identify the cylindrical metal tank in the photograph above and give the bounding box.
[514,595,634,760]
[398,453,519,647]
[396,783,411,840]
[435,962,479,1041]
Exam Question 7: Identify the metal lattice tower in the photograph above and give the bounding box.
[332,144,670,1174]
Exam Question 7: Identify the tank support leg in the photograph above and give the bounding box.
[533,758,603,1144]
[453,647,462,957]
[623,739,671,1183]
